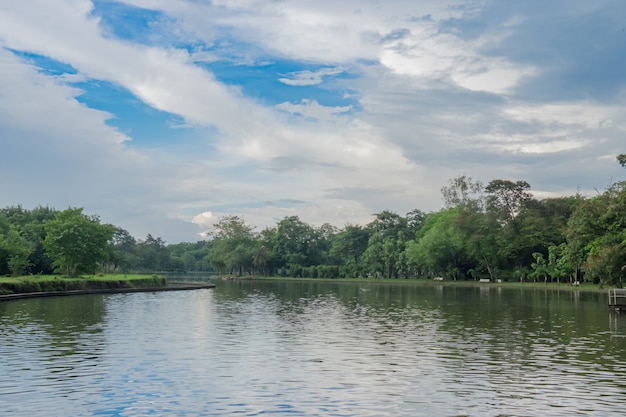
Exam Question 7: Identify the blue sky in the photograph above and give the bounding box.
[1,0,625,242]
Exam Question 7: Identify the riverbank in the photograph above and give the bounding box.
[0,274,215,301]
[236,275,609,293]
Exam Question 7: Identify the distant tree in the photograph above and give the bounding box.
[167,241,213,272]
[406,209,428,236]
[530,252,550,283]
[273,216,318,268]
[441,175,484,209]
[485,179,532,230]
[134,234,171,272]
[102,227,136,273]
[0,225,32,276]
[617,154,626,168]
[208,215,256,276]
[564,182,626,286]
[0,205,56,274]
[405,208,469,279]
[330,224,370,277]
[43,208,115,277]
[363,211,408,278]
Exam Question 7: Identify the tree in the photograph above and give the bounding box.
[330,224,370,277]
[0,205,56,274]
[617,154,626,168]
[167,241,213,272]
[485,179,532,230]
[405,208,470,280]
[133,234,171,272]
[0,225,32,276]
[43,208,115,277]
[273,216,318,269]
[103,227,136,273]
[207,215,256,276]
[457,204,501,281]
[363,211,408,278]
[547,243,576,284]
[564,182,626,286]
[441,175,484,209]
[406,209,428,236]
[530,252,550,283]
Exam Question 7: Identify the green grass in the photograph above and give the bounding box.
[0,274,166,295]
[240,275,607,293]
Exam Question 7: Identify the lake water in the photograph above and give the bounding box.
[1,280,626,416]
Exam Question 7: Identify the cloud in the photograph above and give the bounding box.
[0,47,200,241]
[275,99,352,121]
[1,0,625,244]
[191,211,214,228]
[278,67,345,86]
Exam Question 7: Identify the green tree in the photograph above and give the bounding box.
[405,208,470,279]
[0,205,56,274]
[133,234,171,272]
[330,224,370,277]
[0,225,32,276]
[456,204,501,281]
[530,252,550,283]
[485,179,532,231]
[363,211,408,278]
[441,174,485,209]
[565,181,626,287]
[168,241,213,272]
[102,227,136,273]
[273,216,319,269]
[208,215,256,276]
[43,208,115,277]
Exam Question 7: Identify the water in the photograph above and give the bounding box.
[1,280,625,416]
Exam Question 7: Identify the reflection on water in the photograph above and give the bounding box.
[1,281,626,416]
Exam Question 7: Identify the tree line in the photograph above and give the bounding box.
[1,155,625,286]
[0,206,211,277]
[204,155,626,287]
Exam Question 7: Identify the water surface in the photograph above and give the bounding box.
[1,280,625,416]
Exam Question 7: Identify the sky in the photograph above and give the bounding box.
[1,0,625,243]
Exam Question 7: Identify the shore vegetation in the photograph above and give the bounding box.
[1,154,625,289]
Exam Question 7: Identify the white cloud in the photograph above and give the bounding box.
[1,0,625,243]
[275,99,352,121]
[191,211,214,228]
[278,67,344,86]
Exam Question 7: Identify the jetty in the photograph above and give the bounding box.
[608,289,626,310]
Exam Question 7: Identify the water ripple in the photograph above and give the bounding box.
[1,284,625,416]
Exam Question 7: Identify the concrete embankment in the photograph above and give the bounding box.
[0,279,215,302]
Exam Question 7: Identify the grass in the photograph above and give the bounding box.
[239,275,608,293]
[0,274,166,295]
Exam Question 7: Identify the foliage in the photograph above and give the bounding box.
[0,274,165,295]
[441,175,484,209]
[363,211,408,278]
[2,154,626,286]
[0,226,32,276]
[43,208,115,277]
[207,215,256,275]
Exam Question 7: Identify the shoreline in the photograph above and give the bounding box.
[0,275,216,302]
[0,282,216,302]
[233,275,610,293]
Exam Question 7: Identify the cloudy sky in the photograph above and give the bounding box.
[1,0,625,243]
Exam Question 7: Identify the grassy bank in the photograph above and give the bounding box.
[0,274,166,295]
[238,275,608,293]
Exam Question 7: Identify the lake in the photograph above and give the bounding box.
[1,280,625,416]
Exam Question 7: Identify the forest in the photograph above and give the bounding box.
[1,155,625,287]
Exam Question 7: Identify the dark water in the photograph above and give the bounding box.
[1,280,625,416]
